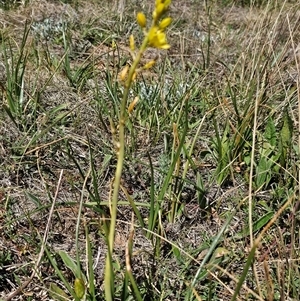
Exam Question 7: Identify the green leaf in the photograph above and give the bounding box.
[256,156,273,188]
[25,192,42,207]
[213,119,231,185]
[49,283,70,301]
[58,250,81,279]
[238,211,274,238]
[280,109,293,147]
[85,225,95,298]
[172,245,181,260]
[264,117,277,148]
[252,211,274,232]
[279,108,293,167]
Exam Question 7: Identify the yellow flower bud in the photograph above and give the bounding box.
[118,65,129,82]
[129,35,135,51]
[153,3,164,19]
[143,60,156,69]
[132,71,137,81]
[162,0,171,8]
[156,0,171,10]
[137,12,147,28]
[74,278,85,299]
[128,96,139,114]
[159,17,172,30]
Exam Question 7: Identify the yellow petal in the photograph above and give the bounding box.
[157,31,167,44]
[148,29,170,49]
[159,42,170,50]
[148,26,158,40]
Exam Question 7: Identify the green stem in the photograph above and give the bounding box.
[104,36,149,301]
[109,35,149,256]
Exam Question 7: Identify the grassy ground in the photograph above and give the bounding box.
[0,0,299,300]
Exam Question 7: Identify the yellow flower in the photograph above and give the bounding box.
[148,26,170,49]
[137,12,147,28]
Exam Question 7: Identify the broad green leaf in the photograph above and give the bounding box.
[264,117,277,147]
